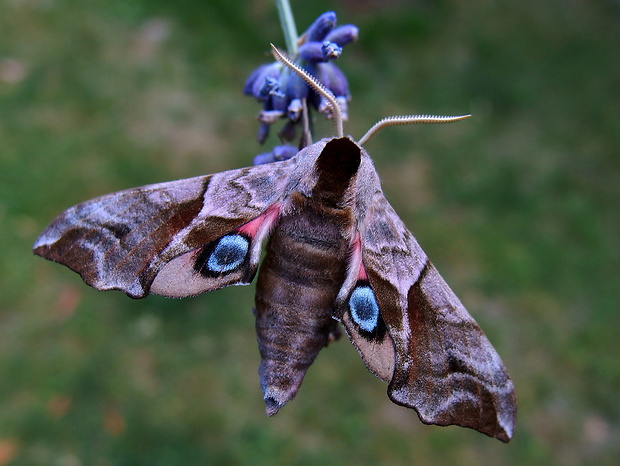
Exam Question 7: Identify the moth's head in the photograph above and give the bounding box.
[270,44,471,151]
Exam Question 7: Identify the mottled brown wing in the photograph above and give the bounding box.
[33,161,295,298]
[359,192,516,442]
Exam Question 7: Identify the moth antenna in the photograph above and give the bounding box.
[270,43,344,138]
[357,114,471,147]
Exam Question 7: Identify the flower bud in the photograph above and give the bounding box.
[298,41,342,62]
[253,144,298,165]
[243,62,281,100]
[303,11,337,42]
[325,25,359,47]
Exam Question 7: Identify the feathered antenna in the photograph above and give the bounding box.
[270,44,344,138]
[271,44,470,145]
[358,114,471,146]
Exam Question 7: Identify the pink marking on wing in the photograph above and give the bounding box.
[358,261,368,281]
[350,231,367,280]
[236,203,281,238]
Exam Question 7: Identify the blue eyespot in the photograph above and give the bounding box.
[206,234,249,273]
[349,285,379,333]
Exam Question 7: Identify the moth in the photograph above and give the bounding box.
[33,45,516,442]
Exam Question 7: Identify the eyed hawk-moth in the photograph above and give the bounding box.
[33,45,516,442]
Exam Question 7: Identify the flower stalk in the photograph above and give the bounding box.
[275,0,298,56]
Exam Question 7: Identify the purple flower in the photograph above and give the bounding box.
[298,41,343,62]
[309,62,350,120]
[326,25,359,47]
[253,145,298,165]
[303,11,337,42]
[243,63,282,101]
[244,12,357,145]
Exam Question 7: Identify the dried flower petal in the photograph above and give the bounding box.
[259,109,284,124]
[321,41,343,60]
[287,98,303,121]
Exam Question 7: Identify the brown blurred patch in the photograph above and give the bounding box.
[0,439,19,465]
[47,394,72,418]
[104,409,126,436]
[0,58,27,84]
[130,18,171,63]
[583,415,610,446]
[53,285,82,321]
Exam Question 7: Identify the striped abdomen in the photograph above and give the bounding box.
[255,192,354,415]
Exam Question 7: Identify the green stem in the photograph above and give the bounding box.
[275,0,298,56]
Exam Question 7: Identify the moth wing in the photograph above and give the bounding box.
[355,192,516,442]
[334,251,396,383]
[33,161,294,298]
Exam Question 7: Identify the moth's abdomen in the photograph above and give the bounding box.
[255,199,353,415]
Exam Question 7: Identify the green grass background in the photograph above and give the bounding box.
[2,0,619,464]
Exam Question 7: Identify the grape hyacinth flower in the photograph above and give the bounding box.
[244,11,358,156]
[252,144,298,165]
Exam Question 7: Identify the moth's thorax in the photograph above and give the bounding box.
[254,186,356,414]
[310,137,361,208]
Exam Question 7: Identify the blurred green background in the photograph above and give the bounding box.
[1,0,619,464]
